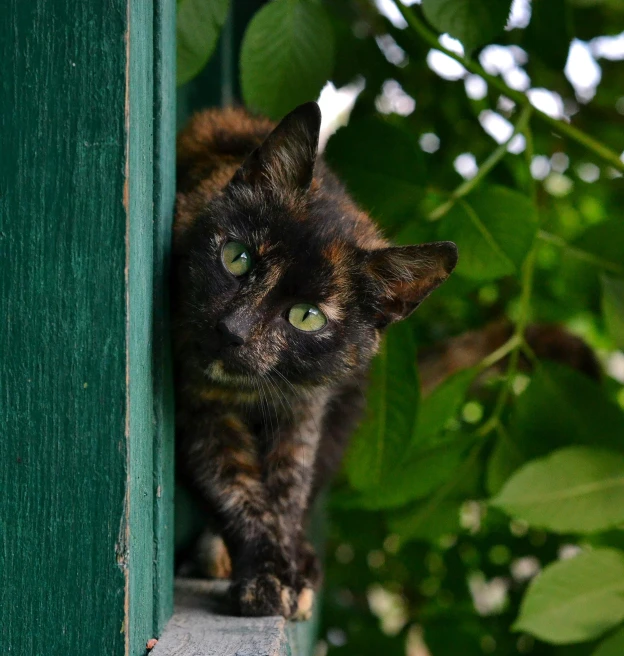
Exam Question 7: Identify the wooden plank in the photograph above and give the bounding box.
[0,2,128,653]
[151,580,318,656]
[0,1,174,653]
[126,0,156,651]
[153,0,177,637]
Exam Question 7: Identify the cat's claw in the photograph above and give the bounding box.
[293,587,315,621]
[233,574,298,618]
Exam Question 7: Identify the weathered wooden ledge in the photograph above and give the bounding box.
[151,579,317,656]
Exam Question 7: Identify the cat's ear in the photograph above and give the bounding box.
[231,102,321,193]
[367,241,458,326]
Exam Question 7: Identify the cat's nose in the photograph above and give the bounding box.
[216,318,245,347]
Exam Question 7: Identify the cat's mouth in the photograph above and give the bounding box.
[204,358,258,388]
[198,333,258,381]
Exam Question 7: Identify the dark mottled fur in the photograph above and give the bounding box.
[172,102,458,619]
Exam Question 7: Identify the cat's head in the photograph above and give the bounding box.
[174,102,457,390]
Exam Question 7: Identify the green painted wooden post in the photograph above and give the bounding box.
[153,0,177,637]
[0,1,176,653]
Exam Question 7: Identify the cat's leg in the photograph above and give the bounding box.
[288,538,321,620]
[182,410,301,618]
[196,528,232,579]
[262,408,324,621]
[298,539,322,588]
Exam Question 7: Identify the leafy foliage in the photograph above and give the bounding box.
[508,362,624,462]
[415,367,476,439]
[593,626,624,656]
[345,321,420,495]
[523,0,572,70]
[515,549,624,644]
[239,0,334,118]
[176,0,230,86]
[421,0,513,52]
[491,447,624,534]
[179,0,624,653]
[437,186,538,281]
[602,276,624,349]
[325,117,426,231]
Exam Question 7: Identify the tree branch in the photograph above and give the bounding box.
[393,1,624,173]
[428,104,533,221]
[538,230,624,275]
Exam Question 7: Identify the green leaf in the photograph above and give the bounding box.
[345,321,420,493]
[514,548,624,644]
[415,367,476,440]
[324,118,426,233]
[437,187,538,281]
[593,626,624,656]
[523,0,572,70]
[491,446,624,533]
[387,447,480,538]
[421,0,513,52]
[424,620,485,656]
[394,218,438,247]
[176,0,230,86]
[388,498,461,543]
[510,362,624,466]
[330,17,391,89]
[602,276,624,349]
[240,0,334,119]
[551,220,624,316]
[486,428,526,495]
[353,437,467,509]
[572,219,624,277]
[345,322,469,509]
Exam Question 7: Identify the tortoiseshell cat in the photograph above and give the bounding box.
[172,102,458,619]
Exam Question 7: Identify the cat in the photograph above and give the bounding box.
[172,101,458,620]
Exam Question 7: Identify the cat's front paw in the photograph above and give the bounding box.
[293,586,315,621]
[298,541,322,588]
[233,574,298,618]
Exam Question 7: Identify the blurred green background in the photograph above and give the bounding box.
[176,1,624,654]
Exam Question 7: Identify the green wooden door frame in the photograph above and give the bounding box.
[153,0,177,637]
[0,1,176,653]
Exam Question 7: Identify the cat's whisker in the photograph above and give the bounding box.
[353,377,368,404]
[273,369,324,445]
[259,377,278,453]
[252,376,268,442]
[264,376,287,445]
[271,369,302,404]
[258,380,271,444]
[266,373,294,420]
[265,378,283,457]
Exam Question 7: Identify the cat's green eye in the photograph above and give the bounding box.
[288,303,327,332]
[222,241,252,276]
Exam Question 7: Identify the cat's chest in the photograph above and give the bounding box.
[213,390,330,450]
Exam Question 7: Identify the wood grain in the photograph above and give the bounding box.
[0,2,129,653]
[152,579,317,656]
[126,0,156,650]
[153,0,177,637]
[0,1,175,653]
